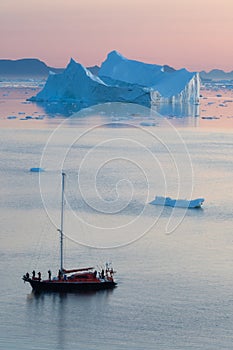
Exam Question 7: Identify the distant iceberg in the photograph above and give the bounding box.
[29,51,200,108]
[140,121,156,127]
[30,167,45,173]
[149,196,204,208]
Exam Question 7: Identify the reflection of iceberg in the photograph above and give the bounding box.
[150,196,204,208]
[151,102,199,117]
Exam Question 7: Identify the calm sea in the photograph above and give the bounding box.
[0,85,233,349]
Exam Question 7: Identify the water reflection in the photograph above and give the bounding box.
[26,289,116,349]
[33,100,199,120]
[27,288,115,299]
[29,100,201,130]
[151,101,199,118]
[32,100,85,117]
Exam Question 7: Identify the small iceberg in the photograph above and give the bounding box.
[140,121,156,127]
[35,116,44,120]
[7,116,17,120]
[149,196,204,208]
[30,167,45,173]
[201,116,219,120]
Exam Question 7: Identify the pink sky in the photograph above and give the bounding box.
[1,0,233,71]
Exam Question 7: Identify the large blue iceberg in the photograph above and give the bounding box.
[29,58,150,106]
[99,51,200,104]
[29,51,200,106]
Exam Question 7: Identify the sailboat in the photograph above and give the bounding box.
[23,172,117,292]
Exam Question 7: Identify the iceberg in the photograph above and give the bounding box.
[140,121,156,127]
[29,58,150,106]
[99,51,200,104]
[99,50,164,87]
[29,51,200,108]
[150,68,200,104]
[30,167,45,172]
[7,116,17,119]
[149,196,204,208]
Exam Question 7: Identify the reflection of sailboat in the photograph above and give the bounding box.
[23,172,117,292]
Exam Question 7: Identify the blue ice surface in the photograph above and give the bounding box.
[150,196,205,208]
[30,167,45,172]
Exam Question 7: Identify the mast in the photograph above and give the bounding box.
[60,172,65,272]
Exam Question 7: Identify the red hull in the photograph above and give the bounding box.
[24,277,117,293]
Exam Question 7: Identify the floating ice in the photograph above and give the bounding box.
[7,116,17,119]
[30,51,200,107]
[99,51,200,104]
[140,121,156,126]
[150,196,204,208]
[30,167,45,172]
[34,116,44,120]
[29,58,150,106]
[201,116,220,120]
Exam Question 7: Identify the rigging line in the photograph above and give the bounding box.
[28,216,49,272]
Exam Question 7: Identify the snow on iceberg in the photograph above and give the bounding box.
[29,58,150,106]
[99,51,200,104]
[149,196,204,208]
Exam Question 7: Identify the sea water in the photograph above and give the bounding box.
[0,85,233,350]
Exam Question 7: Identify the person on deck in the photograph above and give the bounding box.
[48,270,51,280]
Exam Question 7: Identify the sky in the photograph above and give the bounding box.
[0,0,233,72]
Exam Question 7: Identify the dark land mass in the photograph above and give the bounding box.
[200,69,233,81]
[0,58,232,81]
[0,59,99,78]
